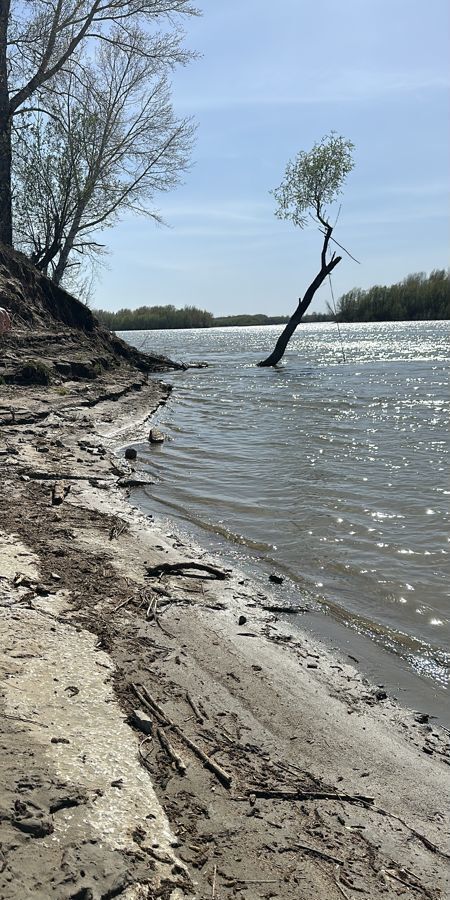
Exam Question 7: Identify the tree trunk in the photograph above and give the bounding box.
[52,212,83,285]
[258,231,341,367]
[0,1,12,246]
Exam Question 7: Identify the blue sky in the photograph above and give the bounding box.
[95,0,449,316]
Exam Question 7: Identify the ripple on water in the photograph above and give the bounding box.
[120,321,450,688]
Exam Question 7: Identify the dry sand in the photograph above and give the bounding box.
[0,372,449,900]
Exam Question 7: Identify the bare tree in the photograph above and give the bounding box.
[13,38,194,285]
[258,133,355,367]
[0,0,198,245]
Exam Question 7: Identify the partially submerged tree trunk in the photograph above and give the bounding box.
[258,225,341,367]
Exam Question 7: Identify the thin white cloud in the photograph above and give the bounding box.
[176,70,449,111]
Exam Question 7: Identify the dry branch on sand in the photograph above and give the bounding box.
[146,561,230,580]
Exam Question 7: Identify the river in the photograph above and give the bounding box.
[119,321,449,712]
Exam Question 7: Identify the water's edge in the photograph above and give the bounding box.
[118,322,449,723]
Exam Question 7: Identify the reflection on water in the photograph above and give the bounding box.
[120,322,450,688]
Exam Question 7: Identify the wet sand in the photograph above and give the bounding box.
[1,372,449,899]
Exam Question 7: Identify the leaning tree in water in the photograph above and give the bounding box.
[258,133,355,367]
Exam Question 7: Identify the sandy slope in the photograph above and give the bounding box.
[0,373,449,900]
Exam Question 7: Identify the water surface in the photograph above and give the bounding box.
[120,322,449,694]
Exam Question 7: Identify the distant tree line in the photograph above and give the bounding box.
[96,305,214,331]
[94,271,448,331]
[335,270,449,322]
[94,306,333,330]
[213,312,331,327]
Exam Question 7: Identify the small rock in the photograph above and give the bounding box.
[269,573,284,584]
[149,428,165,444]
[422,745,434,755]
[375,690,387,702]
[414,712,429,724]
[124,447,137,460]
[238,615,247,626]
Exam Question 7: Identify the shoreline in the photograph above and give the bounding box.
[1,374,449,898]
[116,369,450,733]
[131,484,450,732]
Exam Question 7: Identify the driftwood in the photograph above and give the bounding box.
[246,788,374,805]
[371,804,450,859]
[243,786,450,861]
[146,561,230,581]
[186,692,204,724]
[51,480,70,505]
[113,594,134,613]
[261,604,307,614]
[109,520,128,540]
[131,683,232,788]
[334,874,351,900]
[156,726,187,774]
[280,843,343,865]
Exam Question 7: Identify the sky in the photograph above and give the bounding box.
[94,0,450,316]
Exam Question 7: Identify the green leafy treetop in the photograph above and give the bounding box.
[271,133,355,229]
[258,132,355,367]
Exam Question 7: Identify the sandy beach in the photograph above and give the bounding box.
[1,359,449,899]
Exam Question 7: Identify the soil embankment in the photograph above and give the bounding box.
[0,248,449,899]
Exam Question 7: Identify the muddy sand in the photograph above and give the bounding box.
[0,334,449,898]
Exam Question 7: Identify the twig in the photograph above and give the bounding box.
[211,863,217,899]
[384,867,434,897]
[291,843,343,865]
[0,712,49,728]
[146,595,158,620]
[109,521,127,541]
[156,726,187,774]
[113,594,134,612]
[131,683,232,788]
[371,804,450,860]
[318,228,361,264]
[334,871,351,900]
[246,788,373,805]
[186,692,204,723]
[138,735,153,767]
